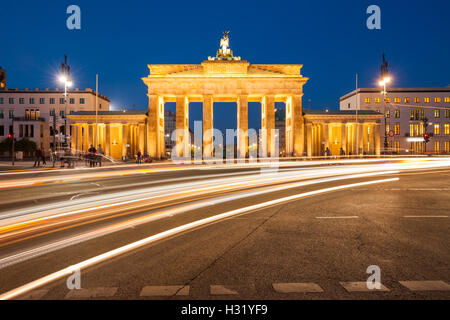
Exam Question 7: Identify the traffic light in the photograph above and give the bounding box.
[424,133,430,143]
[7,134,12,139]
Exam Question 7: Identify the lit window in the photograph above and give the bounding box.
[375,97,381,103]
[420,110,425,120]
[410,124,414,137]
[444,124,450,135]
[395,124,400,135]
[445,97,450,103]
[394,97,400,103]
[410,110,414,120]
[424,97,430,103]
[435,124,441,135]
[385,98,391,103]
[386,109,390,118]
[395,110,400,118]
[395,142,400,154]
[420,124,424,135]
[435,97,441,103]
[414,97,420,103]
[435,110,440,118]
[405,97,410,103]
[386,124,391,135]
[435,141,440,154]
[445,141,450,153]
[446,110,450,118]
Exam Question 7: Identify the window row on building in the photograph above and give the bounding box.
[365,97,450,104]
[385,123,450,137]
[0,97,86,105]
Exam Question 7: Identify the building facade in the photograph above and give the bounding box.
[340,87,450,154]
[0,86,110,152]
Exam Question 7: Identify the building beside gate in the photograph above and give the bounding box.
[340,87,450,154]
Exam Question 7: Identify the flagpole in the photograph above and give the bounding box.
[95,74,98,149]
[356,73,359,156]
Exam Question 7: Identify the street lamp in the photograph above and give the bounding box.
[379,76,392,154]
[59,75,72,147]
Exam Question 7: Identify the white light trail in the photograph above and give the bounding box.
[0,177,398,300]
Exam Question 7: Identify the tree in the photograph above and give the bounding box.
[15,138,37,157]
[0,137,37,157]
[0,137,13,154]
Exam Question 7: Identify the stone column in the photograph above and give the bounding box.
[341,123,347,154]
[358,123,364,154]
[203,95,214,158]
[292,94,304,156]
[237,95,249,158]
[306,123,312,157]
[285,96,294,156]
[88,124,94,148]
[122,123,129,158]
[323,123,329,150]
[105,124,111,156]
[176,96,190,158]
[375,123,381,155]
[148,94,164,159]
[83,124,89,152]
[138,124,145,154]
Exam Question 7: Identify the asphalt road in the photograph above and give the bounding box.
[0,159,449,300]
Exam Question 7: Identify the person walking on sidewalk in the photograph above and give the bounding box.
[33,148,42,167]
[88,145,96,167]
[41,148,46,166]
[97,144,104,167]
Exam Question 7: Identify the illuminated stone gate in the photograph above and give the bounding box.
[142,32,309,159]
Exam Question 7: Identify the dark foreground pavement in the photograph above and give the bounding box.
[0,166,448,300]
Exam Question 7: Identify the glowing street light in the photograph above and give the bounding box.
[379,75,392,153]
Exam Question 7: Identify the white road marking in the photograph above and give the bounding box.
[65,287,118,299]
[273,282,324,293]
[0,178,398,300]
[140,285,189,297]
[399,281,450,291]
[16,289,49,300]
[340,282,390,292]
[316,216,359,219]
[403,216,448,218]
[210,285,239,295]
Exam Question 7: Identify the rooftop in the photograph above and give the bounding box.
[0,87,110,101]
[340,86,450,101]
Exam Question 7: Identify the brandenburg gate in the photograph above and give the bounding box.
[69,32,382,160]
[142,31,309,159]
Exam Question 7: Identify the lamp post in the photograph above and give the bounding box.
[59,75,72,148]
[59,55,72,149]
[379,76,391,154]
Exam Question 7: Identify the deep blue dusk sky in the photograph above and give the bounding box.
[1,0,450,132]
